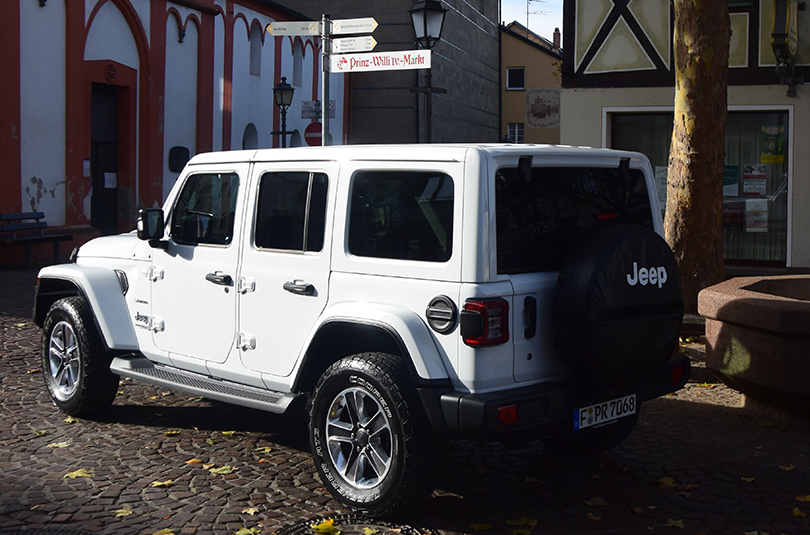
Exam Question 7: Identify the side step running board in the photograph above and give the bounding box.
[110,356,306,415]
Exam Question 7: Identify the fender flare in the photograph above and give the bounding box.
[36,264,139,351]
[300,301,452,382]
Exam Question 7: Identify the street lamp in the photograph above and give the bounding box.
[272,76,295,148]
[410,0,447,143]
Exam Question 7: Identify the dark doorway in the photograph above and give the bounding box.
[91,83,119,235]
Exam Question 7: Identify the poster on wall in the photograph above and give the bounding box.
[761,126,785,163]
[525,88,560,128]
[723,165,739,196]
[743,164,767,196]
[723,201,744,230]
[745,198,768,232]
[654,166,668,215]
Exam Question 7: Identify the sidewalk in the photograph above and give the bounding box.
[1,268,809,535]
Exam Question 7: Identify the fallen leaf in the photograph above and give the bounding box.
[222,431,236,436]
[113,508,133,518]
[153,530,174,535]
[149,396,160,400]
[63,416,79,424]
[47,442,70,448]
[741,477,756,483]
[655,477,678,489]
[676,491,691,498]
[206,439,215,445]
[312,519,341,534]
[203,463,215,469]
[797,495,810,502]
[586,513,601,521]
[15,323,27,327]
[27,368,41,374]
[470,524,492,530]
[754,446,763,450]
[794,507,808,518]
[684,483,699,490]
[185,458,203,465]
[234,528,260,535]
[242,507,259,516]
[255,447,273,453]
[582,497,609,506]
[30,504,45,510]
[164,431,180,437]
[189,397,203,402]
[362,529,379,535]
[209,465,233,475]
[161,391,171,396]
[506,517,538,527]
[35,430,49,437]
[64,468,92,479]
[780,464,796,472]
[666,519,685,528]
[151,480,174,488]
[632,507,646,515]
[511,530,531,535]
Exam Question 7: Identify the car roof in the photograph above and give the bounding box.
[185,144,648,166]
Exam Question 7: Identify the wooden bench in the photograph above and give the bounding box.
[0,212,74,267]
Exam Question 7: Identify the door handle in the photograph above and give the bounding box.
[205,271,233,286]
[283,280,315,296]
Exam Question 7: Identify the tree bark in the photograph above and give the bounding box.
[666,0,730,313]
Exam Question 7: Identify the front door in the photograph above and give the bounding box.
[150,166,246,364]
[90,83,119,236]
[238,164,336,377]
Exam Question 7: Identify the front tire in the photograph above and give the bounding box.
[309,353,442,517]
[41,296,118,417]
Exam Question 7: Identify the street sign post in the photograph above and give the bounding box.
[305,122,322,146]
[332,36,377,54]
[331,17,378,35]
[267,21,320,36]
[330,50,431,73]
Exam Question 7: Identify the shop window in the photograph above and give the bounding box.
[612,111,789,265]
[506,67,525,90]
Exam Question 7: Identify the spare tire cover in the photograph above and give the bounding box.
[553,224,683,394]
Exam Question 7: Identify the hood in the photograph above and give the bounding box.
[77,232,139,260]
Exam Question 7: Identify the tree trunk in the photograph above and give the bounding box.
[665,0,730,313]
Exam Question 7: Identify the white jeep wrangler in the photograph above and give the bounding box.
[35,144,689,516]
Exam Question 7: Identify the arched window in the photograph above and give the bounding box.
[243,123,258,149]
[249,22,262,77]
[292,39,303,87]
[289,130,302,147]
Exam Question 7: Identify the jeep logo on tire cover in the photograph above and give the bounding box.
[626,262,668,289]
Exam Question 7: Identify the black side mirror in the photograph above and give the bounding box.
[137,209,165,241]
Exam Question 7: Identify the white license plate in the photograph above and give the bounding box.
[573,394,636,430]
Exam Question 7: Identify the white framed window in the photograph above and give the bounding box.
[506,67,525,90]
[507,123,524,143]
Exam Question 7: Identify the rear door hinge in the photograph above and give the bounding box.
[149,265,165,282]
[238,332,256,351]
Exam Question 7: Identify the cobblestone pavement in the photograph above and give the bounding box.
[1,268,810,535]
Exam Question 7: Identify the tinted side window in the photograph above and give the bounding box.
[171,173,239,245]
[254,172,328,252]
[348,171,453,262]
[496,166,653,274]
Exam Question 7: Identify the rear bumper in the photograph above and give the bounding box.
[419,354,691,437]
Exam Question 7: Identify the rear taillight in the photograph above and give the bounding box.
[460,298,510,346]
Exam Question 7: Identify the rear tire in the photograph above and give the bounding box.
[309,353,443,517]
[41,296,118,417]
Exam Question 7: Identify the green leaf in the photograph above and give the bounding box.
[222,431,236,436]
[114,508,133,518]
[63,416,79,424]
[151,480,175,488]
[312,519,341,534]
[35,430,49,437]
[362,529,379,535]
[234,528,260,535]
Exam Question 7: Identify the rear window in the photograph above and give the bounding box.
[348,171,454,262]
[496,166,654,274]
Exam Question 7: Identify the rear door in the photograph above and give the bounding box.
[237,163,337,378]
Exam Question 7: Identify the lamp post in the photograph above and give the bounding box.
[410,0,447,143]
[272,76,295,147]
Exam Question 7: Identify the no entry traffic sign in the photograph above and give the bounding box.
[305,122,322,146]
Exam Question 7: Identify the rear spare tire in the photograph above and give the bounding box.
[554,224,683,394]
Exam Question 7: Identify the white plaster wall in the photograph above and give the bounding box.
[163,19,199,200]
[84,1,139,69]
[20,0,67,224]
[231,12,273,150]
[561,85,810,267]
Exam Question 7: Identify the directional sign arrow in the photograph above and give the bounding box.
[268,21,320,36]
[331,17,378,35]
[332,36,377,54]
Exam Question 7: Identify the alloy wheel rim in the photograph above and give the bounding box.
[48,321,80,401]
[325,386,393,489]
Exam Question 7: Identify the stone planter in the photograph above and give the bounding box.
[698,275,810,416]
